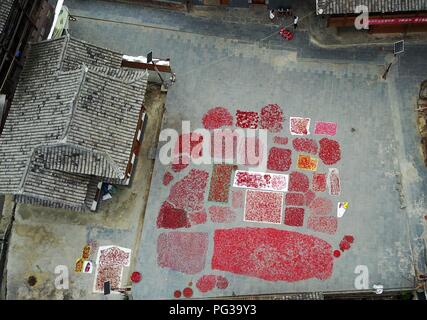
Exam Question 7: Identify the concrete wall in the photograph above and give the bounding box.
[147,70,170,84]
[0,196,3,220]
[0,195,14,299]
[230,0,251,8]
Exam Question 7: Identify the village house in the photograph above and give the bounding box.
[0,35,148,212]
[0,0,53,129]
[316,0,427,33]
[316,0,427,15]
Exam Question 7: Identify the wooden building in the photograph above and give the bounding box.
[0,36,148,212]
[316,0,427,33]
[0,0,53,133]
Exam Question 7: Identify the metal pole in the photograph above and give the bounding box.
[382,54,398,80]
[151,61,165,84]
[382,61,393,80]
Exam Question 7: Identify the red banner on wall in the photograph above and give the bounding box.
[369,17,427,25]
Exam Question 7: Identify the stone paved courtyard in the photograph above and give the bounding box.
[62,0,427,299]
[4,0,427,299]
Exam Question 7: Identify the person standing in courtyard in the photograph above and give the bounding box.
[269,9,275,21]
[293,15,299,29]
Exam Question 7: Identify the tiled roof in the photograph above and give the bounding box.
[14,176,99,211]
[0,36,148,211]
[316,0,427,15]
[36,66,147,180]
[0,66,83,194]
[61,37,124,71]
[0,0,14,36]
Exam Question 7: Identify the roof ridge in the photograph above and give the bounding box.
[61,65,88,142]
[58,34,71,71]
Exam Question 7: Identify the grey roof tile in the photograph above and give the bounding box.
[0,0,14,36]
[0,67,83,193]
[0,35,148,211]
[14,177,99,212]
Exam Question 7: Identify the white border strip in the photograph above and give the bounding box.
[93,245,132,294]
[233,170,289,192]
[290,117,311,136]
[47,0,64,40]
[243,189,284,225]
